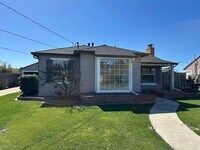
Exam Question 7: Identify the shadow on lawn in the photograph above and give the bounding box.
[177,101,200,112]
[40,99,200,114]
[40,103,154,114]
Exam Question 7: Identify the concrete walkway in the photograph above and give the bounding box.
[0,87,20,96]
[149,97,200,150]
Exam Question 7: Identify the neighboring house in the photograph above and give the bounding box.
[184,56,200,79]
[19,63,38,75]
[31,44,177,97]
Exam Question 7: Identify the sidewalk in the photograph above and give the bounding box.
[0,87,20,96]
[149,97,200,150]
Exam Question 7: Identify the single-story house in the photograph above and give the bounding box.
[31,44,178,97]
[19,63,38,75]
[184,56,200,79]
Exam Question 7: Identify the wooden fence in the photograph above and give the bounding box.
[162,72,186,90]
[0,73,19,89]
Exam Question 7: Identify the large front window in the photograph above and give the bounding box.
[141,66,155,83]
[97,58,131,92]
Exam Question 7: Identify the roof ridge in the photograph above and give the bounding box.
[85,44,146,54]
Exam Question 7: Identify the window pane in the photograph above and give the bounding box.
[141,66,155,83]
[142,66,155,74]
[100,58,129,91]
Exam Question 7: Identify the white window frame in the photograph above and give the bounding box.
[50,58,70,84]
[141,65,157,85]
[198,70,200,75]
[96,57,132,93]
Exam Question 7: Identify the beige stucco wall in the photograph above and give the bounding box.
[38,55,80,97]
[80,52,96,93]
[132,56,141,92]
[38,52,152,96]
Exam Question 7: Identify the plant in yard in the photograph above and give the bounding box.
[41,59,80,97]
[19,74,38,96]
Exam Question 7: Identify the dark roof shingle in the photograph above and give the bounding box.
[81,45,147,57]
[31,45,147,57]
[141,55,178,65]
[31,45,89,55]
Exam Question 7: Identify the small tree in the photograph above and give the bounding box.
[41,59,80,97]
[0,61,12,73]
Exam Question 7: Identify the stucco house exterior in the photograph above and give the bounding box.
[31,44,177,97]
[184,56,200,79]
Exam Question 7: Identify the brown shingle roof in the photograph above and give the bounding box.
[80,45,147,57]
[31,45,147,57]
[141,55,178,65]
[31,45,89,55]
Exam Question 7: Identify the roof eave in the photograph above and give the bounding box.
[141,62,178,66]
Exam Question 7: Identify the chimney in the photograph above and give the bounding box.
[88,43,90,47]
[91,43,94,47]
[146,44,155,56]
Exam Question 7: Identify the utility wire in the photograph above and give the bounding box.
[0,1,75,45]
[0,46,30,55]
[0,28,58,48]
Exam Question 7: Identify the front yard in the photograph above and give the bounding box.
[0,93,171,150]
[177,97,200,136]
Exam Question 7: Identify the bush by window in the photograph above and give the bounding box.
[19,75,38,96]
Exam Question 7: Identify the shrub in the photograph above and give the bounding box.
[19,75,38,96]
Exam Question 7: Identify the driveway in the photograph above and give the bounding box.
[0,87,20,96]
[149,97,200,150]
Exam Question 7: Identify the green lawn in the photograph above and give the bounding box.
[177,98,200,136]
[0,93,171,150]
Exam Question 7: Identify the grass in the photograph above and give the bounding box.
[177,97,200,135]
[0,93,171,150]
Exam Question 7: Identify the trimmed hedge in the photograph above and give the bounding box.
[19,75,38,96]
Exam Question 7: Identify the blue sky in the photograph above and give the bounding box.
[0,0,200,71]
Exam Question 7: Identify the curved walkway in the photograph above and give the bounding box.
[0,87,20,96]
[149,97,200,150]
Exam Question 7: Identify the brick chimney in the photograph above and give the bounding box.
[146,44,155,56]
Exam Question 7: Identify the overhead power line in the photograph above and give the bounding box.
[0,1,75,45]
[0,28,58,48]
[0,46,30,55]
